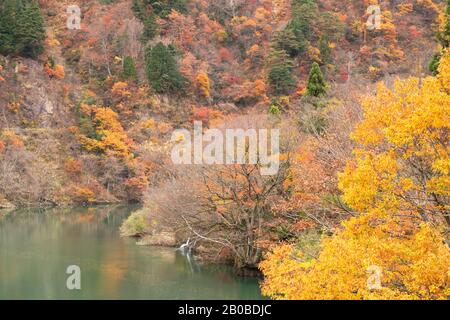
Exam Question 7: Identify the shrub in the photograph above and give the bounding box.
[120,209,149,237]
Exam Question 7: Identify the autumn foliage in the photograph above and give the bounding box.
[260,50,450,300]
[1,0,449,300]
[260,216,449,300]
[77,104,133,158]
[44,63,65,79]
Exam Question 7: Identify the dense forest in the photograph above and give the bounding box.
[0,0,449,299]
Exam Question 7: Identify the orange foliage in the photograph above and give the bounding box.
[64,158,83,178]
[71,187,96,204]
[124,175,149,202]
[44,63,65,79]
[112,82,132,99]
[0,65,4,82]
[191,106,223,127]
[1,130,24,149]
[180,52,198,82]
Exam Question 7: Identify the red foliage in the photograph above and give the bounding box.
[191,106,223,127]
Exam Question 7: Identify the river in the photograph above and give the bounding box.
[0,206,263,300]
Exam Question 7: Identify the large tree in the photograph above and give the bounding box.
[260,51,450,300]
[267,49,295,96]
[122,56,138,81]
[0,0,18,54]
[145,42,186,94]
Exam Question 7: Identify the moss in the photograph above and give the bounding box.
[120,209,149,237]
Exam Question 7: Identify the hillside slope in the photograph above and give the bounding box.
[0,0,446,208]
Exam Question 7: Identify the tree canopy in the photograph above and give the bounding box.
[0,0,46,58]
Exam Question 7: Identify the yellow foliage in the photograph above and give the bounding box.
[260,52,450,300]
[142,118,156,129]
[78,106,132,158]
[437,49,450,91]
[215,29,228,42]
[380,10,404,60]
[112,81,132,98]
[72,187,95,204]
[396,3,413,16]
[307,46,321,62]
[339,53,450,223]
[196,72,211,98]
[260,215,450,300]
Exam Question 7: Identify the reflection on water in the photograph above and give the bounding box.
[0,206,263,300]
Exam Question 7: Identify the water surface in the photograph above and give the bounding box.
[0,206,263,300]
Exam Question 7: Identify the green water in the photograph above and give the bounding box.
[0,206,263,300]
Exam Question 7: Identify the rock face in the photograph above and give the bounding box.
[0,57,78,129]
[137,231,177,247]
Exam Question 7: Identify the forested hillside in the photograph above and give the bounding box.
[0,0,449,299]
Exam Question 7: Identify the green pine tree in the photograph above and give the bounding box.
[268,100,282,116]
[306,62,327,97]
[149,0,187,18]
[133,0,187,20]
[131,0,146,20]
[0,0,22,55]
[429,52,442,76]
[272,28,301,57]
[123,56,138,81]
[1,0,46,58]
[289,0,317,41]
[145,42,186,94]
[267,49,295,96]
[132,0,186,42]
[319,34,332,65]
[142,12,159,40]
